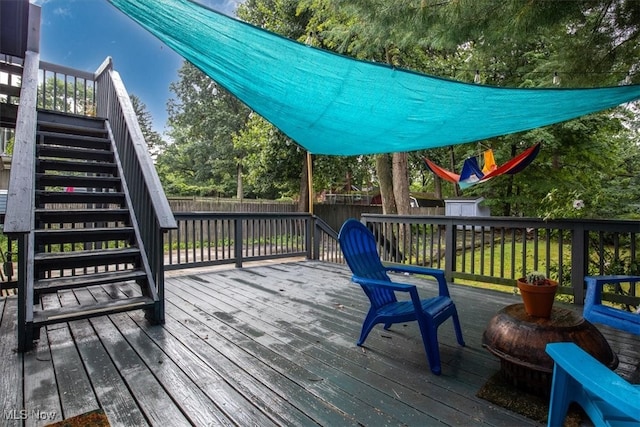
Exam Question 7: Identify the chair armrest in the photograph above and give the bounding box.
[584,275,640,310]
[585,275,640,284]
[351,275,415,292]
[546,342,640,421]
[384,264,450,297]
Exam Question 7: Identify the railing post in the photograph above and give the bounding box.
[234,218,243,268]
[571,224,588,305]
[16,233,34,352]
[16,234,27,351]
[154,231,165,323]
[444,219,456,283]
[308,215,316,260]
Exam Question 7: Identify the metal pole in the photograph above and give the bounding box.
[307,152,313,215]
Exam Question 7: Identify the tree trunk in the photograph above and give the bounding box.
[392,152,411,215]
[375,154,396,214]
[236,163,243,200]
[298,153,310,212]
[433,176,442,199]
[392,152,411,262]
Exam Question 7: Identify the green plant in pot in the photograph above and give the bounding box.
[517,271,558,318]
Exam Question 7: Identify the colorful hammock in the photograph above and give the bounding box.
[108,0,640,156]
[424,143,541,189]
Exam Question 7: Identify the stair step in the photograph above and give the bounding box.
[35,208,130,225]
[37,158,117,174]
[37,111,107,133]
[37,131,110,150]
[37,121,107,138]
[34,247,141,270]
[37,145,114,162]
[34,269,147,295]
[34,227,135,245]
[36,173,121,191]
[36,190,126,206]
[33,296,155,326]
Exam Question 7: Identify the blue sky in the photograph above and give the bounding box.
[33,0,242,134]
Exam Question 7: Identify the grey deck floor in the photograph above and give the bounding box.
[0,260,638,426]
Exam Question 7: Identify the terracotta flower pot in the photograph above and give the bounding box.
[517,279,558,318]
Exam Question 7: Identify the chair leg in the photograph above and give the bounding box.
[357,310,378,346]
[547,366,572,427]
[416,316,442,375]
[451,310,465,346]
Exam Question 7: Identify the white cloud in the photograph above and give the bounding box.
[53,6,72,17]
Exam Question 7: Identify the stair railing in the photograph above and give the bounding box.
[37,60,97,115]
[94,57,177,320]
[5,49,39,350]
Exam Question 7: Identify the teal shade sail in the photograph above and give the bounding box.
[109,0,640,156]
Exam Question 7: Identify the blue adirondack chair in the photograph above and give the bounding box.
[338,219,465,375]
[584,275,640,336]
[546,342,640,427]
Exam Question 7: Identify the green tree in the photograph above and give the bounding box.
[156,62,250,197]
[236,0,317,210]
[329,0,640,218]
[335,0,639,86]
[232,114,304,199]
[300,0,425,214]
[129,94,165,159]
[160,0,640,218]
[232,107,375,201]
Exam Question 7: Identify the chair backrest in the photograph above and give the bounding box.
[546,342,640,424]
[584,276,640,336]
[338,219,390,282]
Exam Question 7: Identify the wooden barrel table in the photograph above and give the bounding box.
[482,303,618,396]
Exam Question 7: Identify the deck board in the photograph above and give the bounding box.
[0,297,22,427]
[23,329,63,427]
[2,260,638,426]
[66,317,150,426]
[42,292,98,422]
[166,280,361,426]
[169,277,440,426]
[83,286,235,426]
[75,289,194,427]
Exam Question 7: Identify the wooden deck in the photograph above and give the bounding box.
[1,260,638,426]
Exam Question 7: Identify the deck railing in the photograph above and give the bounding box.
[37,60,97,116]
[153,212,640,309]
[164,213,350,270]
[359,214,640,307]
[165,213,312,270]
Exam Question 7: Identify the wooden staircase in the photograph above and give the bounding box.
[28,110,160,339]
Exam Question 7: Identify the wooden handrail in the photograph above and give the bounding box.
[98,68,176,230]
[94,56,113,80]
[39,60,95,81]
[4,50,38,235]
